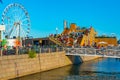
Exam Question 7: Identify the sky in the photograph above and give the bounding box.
[0,0,120,39]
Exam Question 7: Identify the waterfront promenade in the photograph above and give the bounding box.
[0,47,72,80]
[0,46,101,80]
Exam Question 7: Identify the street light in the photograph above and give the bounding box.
[102,33,106,37]
[111,33,116,37]
[56,27,58,35]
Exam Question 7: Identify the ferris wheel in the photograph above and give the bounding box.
[1,3,31,39]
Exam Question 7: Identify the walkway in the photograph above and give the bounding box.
[66,48,120,58]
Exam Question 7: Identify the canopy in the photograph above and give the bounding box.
[98,41,107,44]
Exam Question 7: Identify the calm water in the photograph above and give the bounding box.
[11,58,120,80]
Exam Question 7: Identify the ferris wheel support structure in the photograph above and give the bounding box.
[1,3,31,44]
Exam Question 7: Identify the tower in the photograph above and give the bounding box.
[64,20,67,29]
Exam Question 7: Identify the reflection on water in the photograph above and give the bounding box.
[11,58,120,80]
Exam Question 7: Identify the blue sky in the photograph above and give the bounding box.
[0,0,120,39]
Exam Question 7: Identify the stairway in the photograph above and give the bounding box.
[49,37,64,46]
[77,36,83,46]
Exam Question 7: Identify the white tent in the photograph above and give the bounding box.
[98,41,107,44]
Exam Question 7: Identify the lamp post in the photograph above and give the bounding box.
[56,27,58,35]
[111,33,116,37]
[55,27,58,50]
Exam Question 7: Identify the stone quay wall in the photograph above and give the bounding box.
[0,51,72,80]
[0,51,100,80]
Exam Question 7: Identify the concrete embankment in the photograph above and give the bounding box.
[0,51,100,80]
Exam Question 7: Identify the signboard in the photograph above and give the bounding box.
[7,39,21,47]
[0,25,5,31]
[7,39,16,47]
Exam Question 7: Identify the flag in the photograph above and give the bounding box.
[0,0,3,3]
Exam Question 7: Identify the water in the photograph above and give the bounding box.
[11,58,120,80]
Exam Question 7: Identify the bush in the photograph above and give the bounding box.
[28,50,36,58]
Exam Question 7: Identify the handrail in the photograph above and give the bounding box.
[66,48,120,58]
[49,37,64,46]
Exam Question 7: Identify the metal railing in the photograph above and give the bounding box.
[66,48,120,58]
[0,47,64,56]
